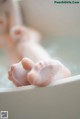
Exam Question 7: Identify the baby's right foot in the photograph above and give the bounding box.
[27,60,71,87]
[10,25,41,43]
[8,58,34,86]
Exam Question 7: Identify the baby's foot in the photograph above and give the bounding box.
[10,26,29,43]
[8,66,22,87]
[8,58,34,86]
[27,60,71,87]
[10,25,41,43]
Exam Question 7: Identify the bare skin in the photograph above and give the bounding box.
[8,58,33,86]
[0,33,22,64]
[8,58,71,87]
[0,13,22,64]
[8,26,71,87]
[10,26,50,62]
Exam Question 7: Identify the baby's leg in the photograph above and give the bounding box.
[7,0,23,28]
[9,25,50,63]
[0,0,41,42]
[0,12,8,34]
[8,58,34,86]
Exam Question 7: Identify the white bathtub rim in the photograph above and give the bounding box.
[0,75,80,93]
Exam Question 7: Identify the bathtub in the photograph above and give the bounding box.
[0,76,80,119]
[0,0,80,119]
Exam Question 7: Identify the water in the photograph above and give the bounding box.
[42,36,80,75]
[0,50,14,88]
[0,36,80,88]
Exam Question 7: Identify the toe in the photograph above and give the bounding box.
[8,70,23,86]
[21,58,34,70]
[39,61,44,66]
[8,71,11,77]
[10,64,15,72]
[27,69,52,87]
[27,70,38,84]
[33,60,48,72]
[33,61,44,71]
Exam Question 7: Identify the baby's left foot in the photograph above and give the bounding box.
[27,60,71,87]
[8,58,34,86]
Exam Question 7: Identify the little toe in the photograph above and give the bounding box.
[34,63,41,71]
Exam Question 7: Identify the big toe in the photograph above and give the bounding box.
[21,58,34,70]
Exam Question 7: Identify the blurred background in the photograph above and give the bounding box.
[20,0,80,37]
